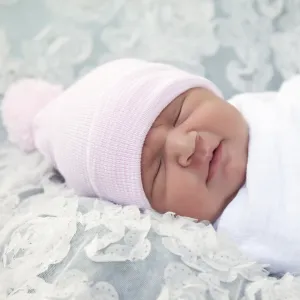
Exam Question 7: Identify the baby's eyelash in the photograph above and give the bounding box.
[155,158,162,180]
[174,109,181,126]
[151,158,161,199]
[174,99,185,126]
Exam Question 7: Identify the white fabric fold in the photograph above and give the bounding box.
[217,76,300,274]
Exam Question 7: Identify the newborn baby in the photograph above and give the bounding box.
[1,58,299,274]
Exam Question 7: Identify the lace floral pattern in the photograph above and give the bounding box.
[0,143,300,300]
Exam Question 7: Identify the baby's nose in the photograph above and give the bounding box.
[165,130,198,167]
[195,133,214,161]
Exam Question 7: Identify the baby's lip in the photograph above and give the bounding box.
[206,141,222,183]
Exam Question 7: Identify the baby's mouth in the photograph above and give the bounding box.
[207,141,222,183]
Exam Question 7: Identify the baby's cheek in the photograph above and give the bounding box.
[226,152,246,185]
[165,186,212,220]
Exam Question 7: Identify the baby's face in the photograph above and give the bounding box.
[141,88,248,222]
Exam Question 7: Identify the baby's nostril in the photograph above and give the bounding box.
[179,155,192,167]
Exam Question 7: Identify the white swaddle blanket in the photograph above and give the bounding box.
[217,76,300,275]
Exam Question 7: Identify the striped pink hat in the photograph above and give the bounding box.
[2,58,222,209]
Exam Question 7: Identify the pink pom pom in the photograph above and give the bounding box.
[2,79,63,152]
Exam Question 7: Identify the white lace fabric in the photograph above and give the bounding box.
[0,143,300,300]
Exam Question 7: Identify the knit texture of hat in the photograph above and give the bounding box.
[2,58,222,209]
